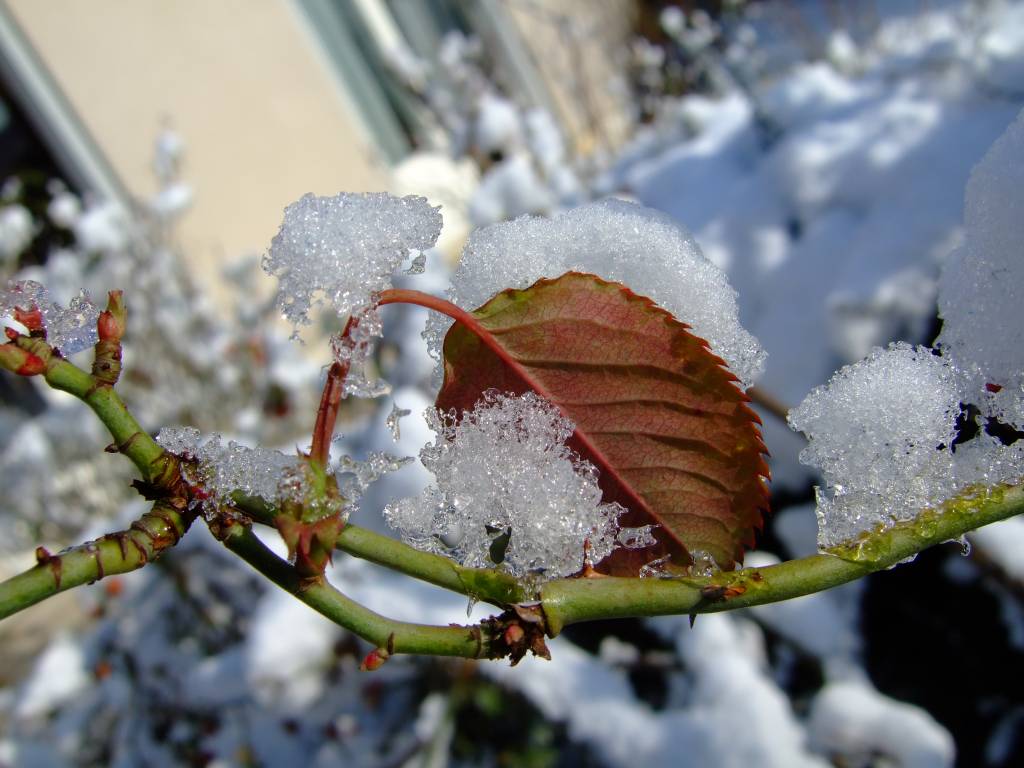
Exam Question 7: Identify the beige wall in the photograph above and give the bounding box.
[7,0,390,293]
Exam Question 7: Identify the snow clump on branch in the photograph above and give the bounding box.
[1,280,98,354]
[384,391,650,580]
[788,344,962,550]
[156,427,308,515]
[790,110,1024,550]
[426,199,766,388]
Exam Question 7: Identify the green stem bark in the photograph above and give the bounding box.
[219,523,494,658]
[0,502,195,620]
[232,494,530,606]
[17,337,167,483]
[540,483,1024,634]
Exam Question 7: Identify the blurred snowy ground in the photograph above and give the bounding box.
[2,1,1024,766]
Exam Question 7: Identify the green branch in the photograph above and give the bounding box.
[539,483,1024,635]
[0,502,195,620]
[15,336,167,484]
[232,494,531,607]
[218,522,508,659]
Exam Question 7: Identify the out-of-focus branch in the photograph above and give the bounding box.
[747,385,791,425]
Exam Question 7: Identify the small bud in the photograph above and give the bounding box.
[0,344,46,376]
[503,624,525,645]
[97,291,126,342]
[360,647,390,672]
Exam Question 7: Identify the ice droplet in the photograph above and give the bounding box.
[404,252,427,275]
[617,525,658,550]
[334,452,413,502]
[959,536,971,557]
[639,555,671,578]
[687,550,720,577]
[386,402,412,441]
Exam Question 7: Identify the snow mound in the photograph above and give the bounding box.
[792,111,1024,549]
[808,680,954,768]
[427,199,766,387]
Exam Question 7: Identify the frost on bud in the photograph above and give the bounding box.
[384,391,629,581]
[0,343,46,376]
[156,427,348,576]
[1,280,99,354]
[93,291,126,385]
[156,427,310,511]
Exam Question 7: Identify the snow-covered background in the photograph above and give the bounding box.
[2,1,1024,765]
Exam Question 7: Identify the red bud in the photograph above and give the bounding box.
[97,291,126,342]
[13,306,43,332]
[503,624,525,646]
[360,647,390,672]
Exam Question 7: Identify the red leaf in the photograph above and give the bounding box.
[435,272,769,573]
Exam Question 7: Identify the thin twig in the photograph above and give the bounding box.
[218,522,495,659]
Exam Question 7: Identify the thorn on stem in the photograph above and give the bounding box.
[35,547,63,589]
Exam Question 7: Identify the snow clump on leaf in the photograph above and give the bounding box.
[426,199,766,388]
[384,391,637,580]
[1,280,98,354]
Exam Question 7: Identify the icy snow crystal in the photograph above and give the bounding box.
[791,112,1024,550]
[788,344,962,550]
[936,108,1024,429]
[262,192,441,330]
[156,427,308,513]
[426,200,766,387]
[1,280,99,354]
[384,391,628,580]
